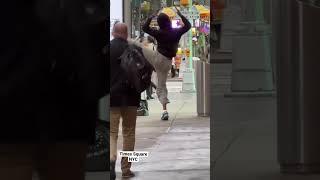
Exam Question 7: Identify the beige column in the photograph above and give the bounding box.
[123,0,132,37]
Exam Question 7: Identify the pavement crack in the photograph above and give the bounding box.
[212,128,246,167]
[166,101,187,133]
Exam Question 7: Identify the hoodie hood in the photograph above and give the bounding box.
[157,13,171,30]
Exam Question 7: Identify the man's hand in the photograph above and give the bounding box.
[151,9,160,17]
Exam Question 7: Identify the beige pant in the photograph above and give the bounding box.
[110,107,137,173]
[0,143,88,180]
[140,45,172,105]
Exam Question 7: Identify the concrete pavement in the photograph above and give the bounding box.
[32,171,108,180]
[86,172,109,180]
[115,81,210,180]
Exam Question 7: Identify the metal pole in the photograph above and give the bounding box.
[189,0,193,69]
[181,0,196,92]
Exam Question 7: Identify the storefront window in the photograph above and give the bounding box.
[130,0,160,38]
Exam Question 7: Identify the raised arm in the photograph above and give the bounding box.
[175,7,191,34]
[142,11,159,37]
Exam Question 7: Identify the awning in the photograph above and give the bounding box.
[161,7,177,18]
[160,5,210,21]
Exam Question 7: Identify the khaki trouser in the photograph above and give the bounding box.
[133,40,172,105]
[156,52,172,105]
[110,107,137,173]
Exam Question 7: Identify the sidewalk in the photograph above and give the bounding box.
[86,172,109,180]
[167,76,183,82]
[115,82,210,180]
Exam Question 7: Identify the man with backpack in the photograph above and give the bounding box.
[110,22,142,179]
[142,7,191,120]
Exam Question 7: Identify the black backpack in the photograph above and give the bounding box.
[120,44,153,93]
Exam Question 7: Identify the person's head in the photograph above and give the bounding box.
[112,22,128,40]
[157,13,171,30]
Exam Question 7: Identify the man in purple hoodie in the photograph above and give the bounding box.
[142,7,191,120]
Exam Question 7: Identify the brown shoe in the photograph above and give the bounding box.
[122,170,135,178]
